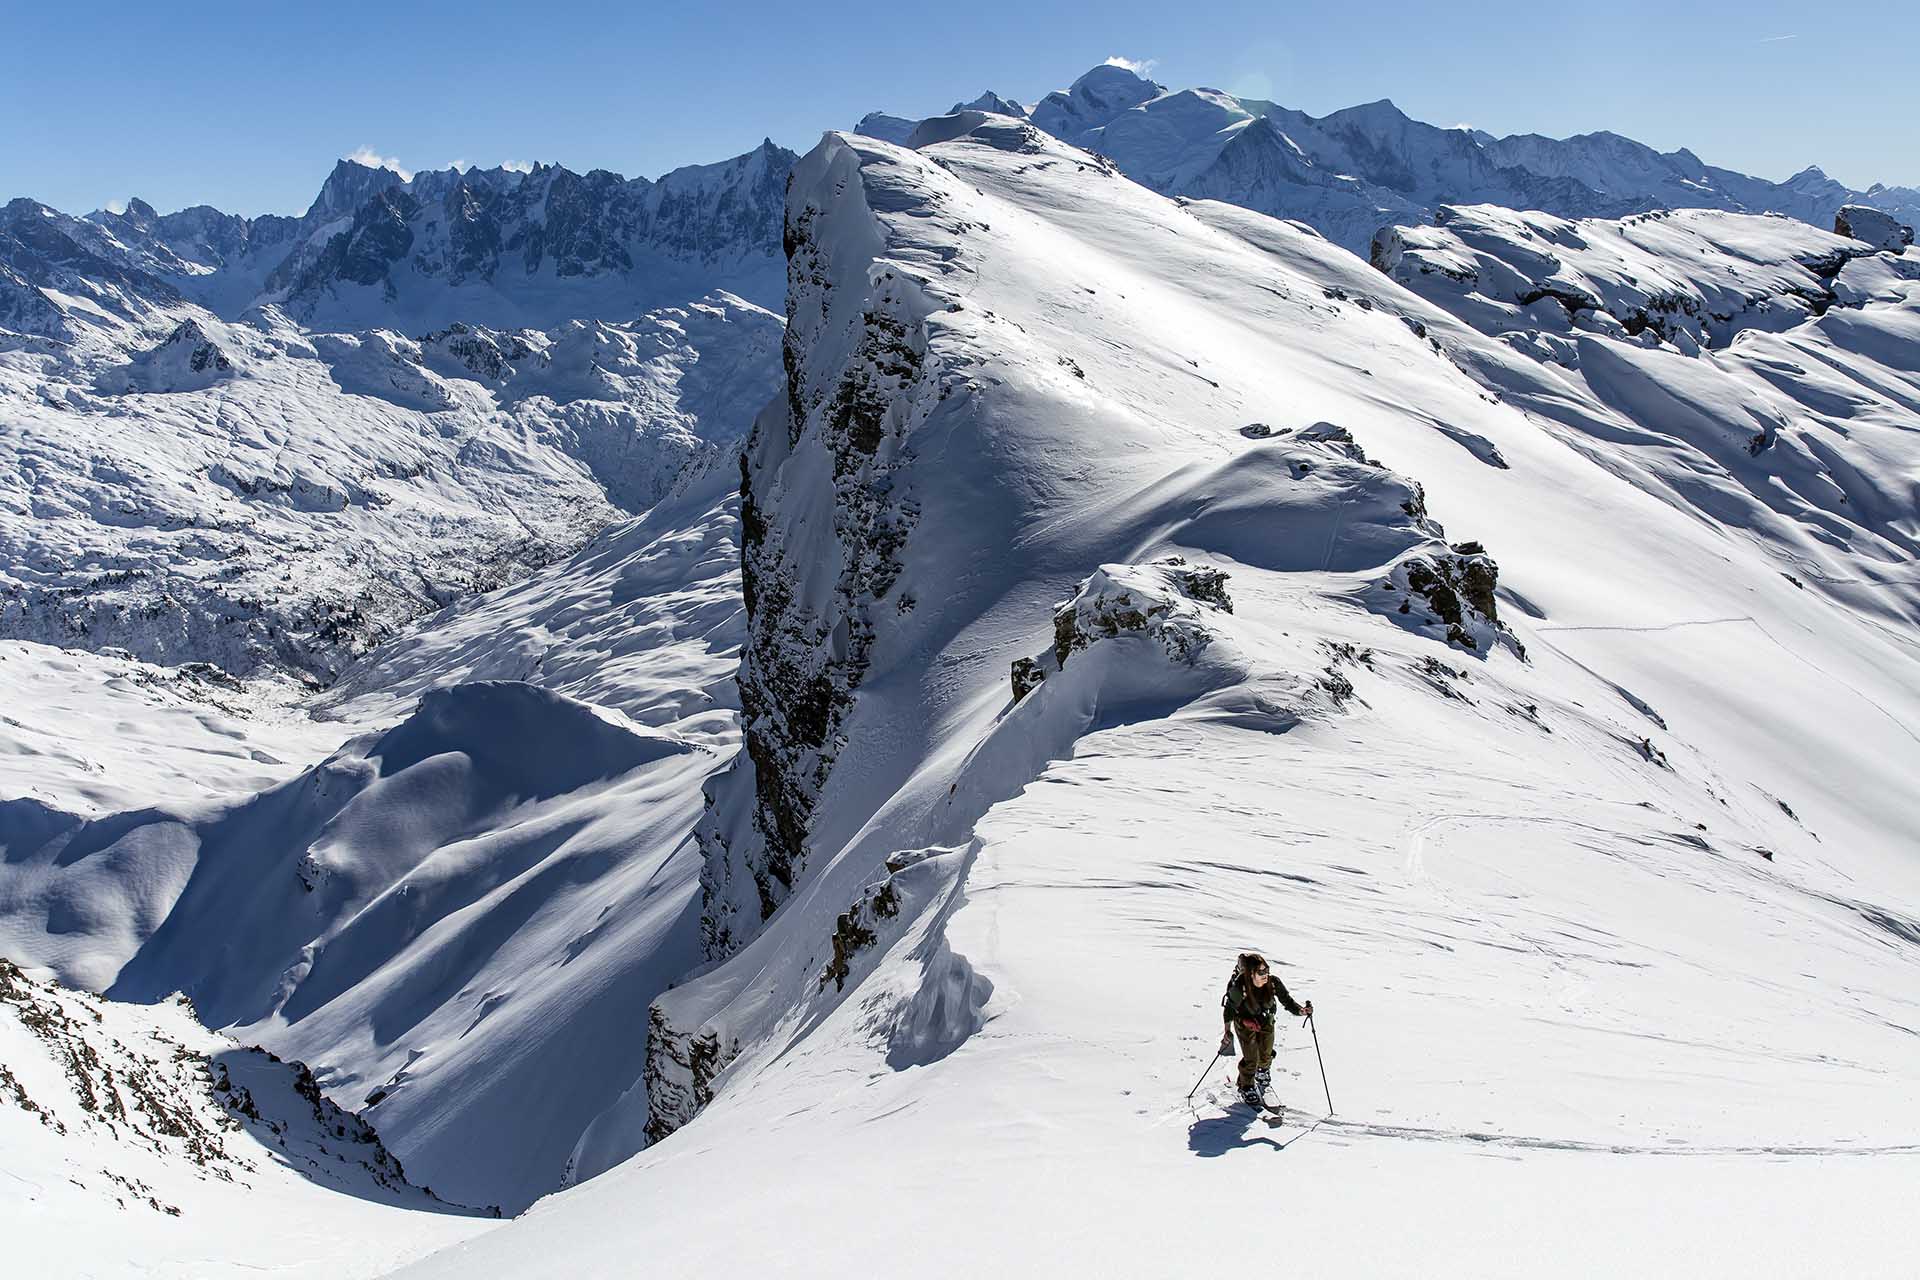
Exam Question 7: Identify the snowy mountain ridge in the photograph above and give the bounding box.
[0,137,792,687]
[37,142,795,335]
[0,65,1917,1279]
[377,115,1918,1275]
[858,63,1920,255]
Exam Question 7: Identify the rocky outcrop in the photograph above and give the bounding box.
[640,1006,736,1146]
[820,878,902,991]
[419,320,539,382]
[0,958,470,1213]
[95,318,239,393]
[1834,204,1914,255]
[1379,541,1520,656]
[1051,558,1234,670]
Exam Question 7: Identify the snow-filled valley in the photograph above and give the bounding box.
[3,62,1918,1278]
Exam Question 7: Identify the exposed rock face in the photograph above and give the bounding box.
[694,140,936,956]
[641,1005,735,1146]
[820,878,901,991]
[1835,204,1914,255]
[1010,656,1047,701]
[1382,542,1518,656]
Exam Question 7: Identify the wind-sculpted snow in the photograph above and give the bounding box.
[0,292,778,681]
[1372,203,1920,614]
[859,63,1920,256]
[1373,205,1874,352]
[384,116,1920,1277]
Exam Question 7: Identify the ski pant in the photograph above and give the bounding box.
[1234,1022,1274,1090]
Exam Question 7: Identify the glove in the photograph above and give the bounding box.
[1218,1032,1234,1057]
[1302,1000,1314,1019]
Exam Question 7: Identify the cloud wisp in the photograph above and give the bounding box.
[344,146,413,180]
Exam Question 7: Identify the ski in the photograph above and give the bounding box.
[1231,1090,1285,1119]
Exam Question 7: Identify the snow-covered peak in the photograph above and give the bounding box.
[952,90,1026,117]
[93,315,242,392]
[1029,61,1165,142]
[304,157,408,222]
[857,65,1920,257]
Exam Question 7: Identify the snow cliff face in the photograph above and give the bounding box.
[860,64,1920,256]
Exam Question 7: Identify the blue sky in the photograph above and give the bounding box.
[3,0,1911,216]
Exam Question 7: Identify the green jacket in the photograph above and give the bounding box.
[1222,971,1304,1031]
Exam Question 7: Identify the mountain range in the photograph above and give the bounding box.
[1,59,1917,1278]
[860,63,1920,254]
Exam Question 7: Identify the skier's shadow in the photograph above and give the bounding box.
[1187,1110,1287,1157]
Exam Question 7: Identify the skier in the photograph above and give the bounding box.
[1218,952,1311,1109]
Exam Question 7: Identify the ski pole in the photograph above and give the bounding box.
[1185,1035,1228,1102]
[1306,1012,1334,1115]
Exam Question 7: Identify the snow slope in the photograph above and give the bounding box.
[0,467,745,1214]
[2,75,1917,1280]
[388,118,1919,1277]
